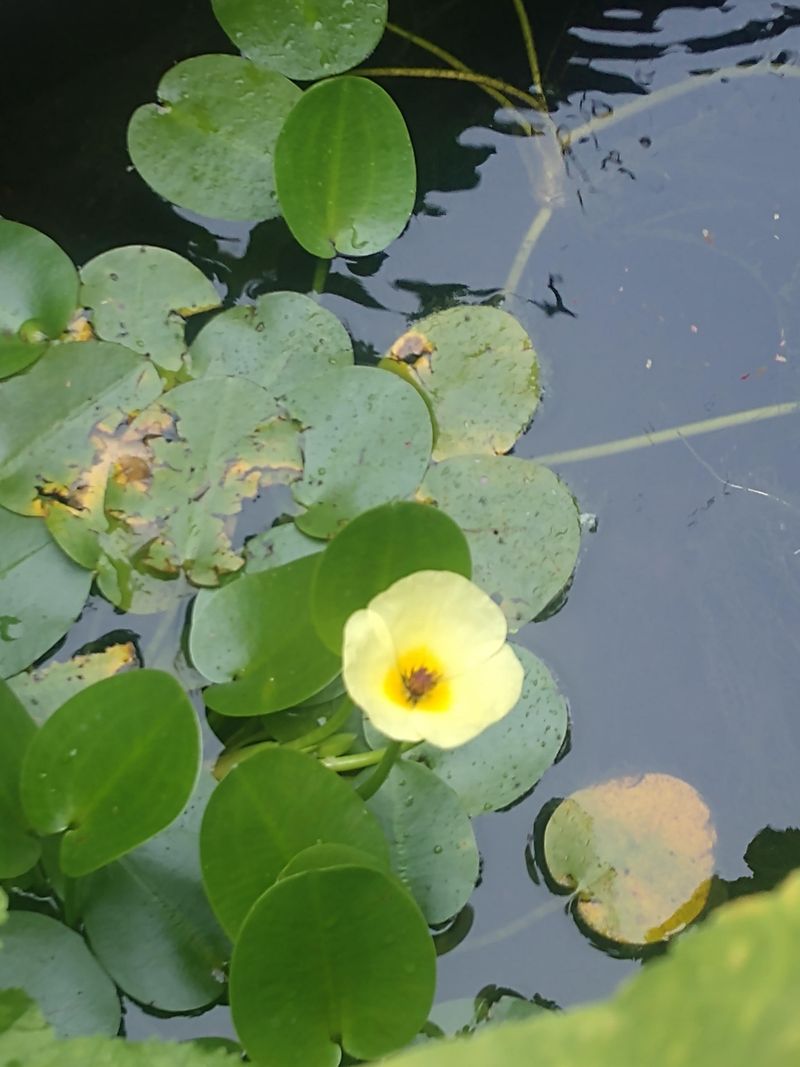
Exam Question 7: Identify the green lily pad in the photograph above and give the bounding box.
[383,307,539,460]
[365,761,479,924]
[0,341,163,517]
[82,773,230,1012]
[230,865,434,1067]
[212,0,387,80]
[366,645,568,815]
[543,773,717,945]
[128,54,301,221]
[8,641,138,724]
[284,366,432,538]
[275,76,416,258]
[419,455,581,630]
[189,291,353,390]
[278,842,387,879]
[191,554,340,716]
[0,912,120,1037]
[20,670,200,876]
[0,220,79,379]
[80,246,221,372]
[0,508,93,679]
[200,747,389,937]
[0,680,39,878]
[244,521,322,574]
[311,501,471,654]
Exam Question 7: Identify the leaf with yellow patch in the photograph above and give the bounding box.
[542,773,716,945]
[7,642,138,725]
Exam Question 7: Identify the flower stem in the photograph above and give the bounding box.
[322,740,418,776]
[355,740,404,802]
[312,257,330,294]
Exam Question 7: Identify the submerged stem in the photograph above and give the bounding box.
[312,257,330,294]
[355,740,404,802]
[510,0,545,103]
[354,66,543,111]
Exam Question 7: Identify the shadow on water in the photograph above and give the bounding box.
[4,0,800,1038]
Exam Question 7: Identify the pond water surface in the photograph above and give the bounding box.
[4,0,800,1041]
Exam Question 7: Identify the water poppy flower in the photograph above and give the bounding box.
[342,570,524,749]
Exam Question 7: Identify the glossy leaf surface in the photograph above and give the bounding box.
[200,747,389,937]
[0,912,120,1037]
[230,865,435,1066]
[419,455,581,630]
[384,308,539,460]
[285,366,432,538]
[20,670,200,876]
[0,509,92,679]
[80,245,220,372]
[191,555,340,715]
[543,773,716,944]
[190,291,353,390]
[128,55,301,221]
[311,501,471,653]
[212,0,387,80]
[83,773,229,1012]
[0,220,78,379]
[275,77,416,258]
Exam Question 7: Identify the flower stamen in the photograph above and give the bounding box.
[402,665,439,704]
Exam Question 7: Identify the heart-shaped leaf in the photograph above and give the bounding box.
[200,747,389,937]
[80,245,220,372]
[128,55,301,221]
[275,77,416,258]
[20,670,200,876]
[230,865,434,1066]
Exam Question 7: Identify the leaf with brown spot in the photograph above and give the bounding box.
[543,773,716,945]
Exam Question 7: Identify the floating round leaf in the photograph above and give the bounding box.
[419,455,581,631]
[278,842,387,879]
[542,773,716,945]
[80,245,221,372]
[0,220,79,379]
[82,773,230,1013]
[0,508,93,680]
[284,366,432,538]
[190,291,353,391]
[0,912,120,1037]
[230,865,435,1067]
[365,761,479,924]
[275,76,416,258]
[383,307,539,461]
[0,340,163,517]
[312,501,471,653]
[191,555,340,716]
[20,670,201,877]
[128,54,301,221]
[366,645,568,816]
[0,680,39,878]
[200,747,389,937]
[212,0,387,81]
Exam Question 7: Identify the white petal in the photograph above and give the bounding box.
[367,570,508,676]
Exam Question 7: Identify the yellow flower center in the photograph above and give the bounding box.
[383,646,452,712]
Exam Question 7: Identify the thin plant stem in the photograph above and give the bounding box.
[356,740,404,802]
[312,257,330,294]
[354,66,543,111]
[504,203,552,294]
[284,696,353,751]
[386,21,535,134]
[322,741,418,774]
[510,0,545,103]
[534,401,800,467]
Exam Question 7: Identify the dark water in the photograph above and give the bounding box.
[4,0,800,1040]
